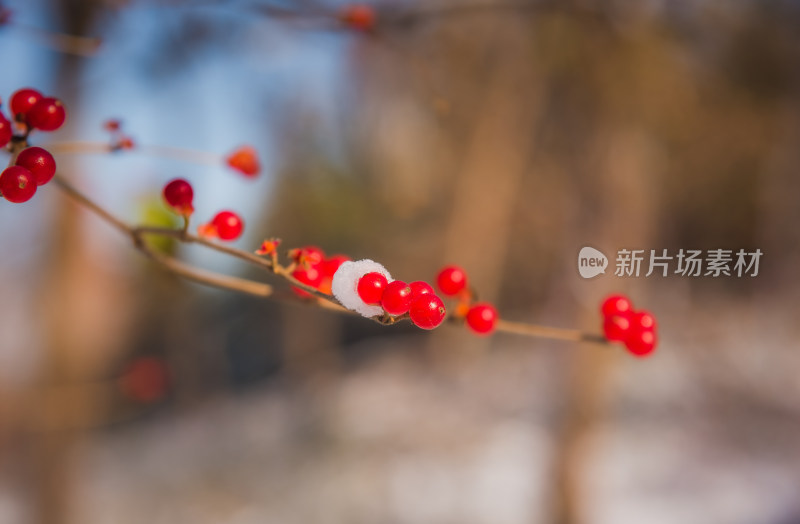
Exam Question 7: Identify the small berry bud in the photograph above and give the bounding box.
[163,178,194,216]
[226,146,260,177]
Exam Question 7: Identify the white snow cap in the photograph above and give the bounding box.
[331,259,393,318]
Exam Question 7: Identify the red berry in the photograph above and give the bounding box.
[10,88,43,117]
[104,119,121,132]
[625,329,657,357]
[27,97,66,131]
[381,280,413,316]
[320,254,350,277]
[409,294,446,330]
[465,303,498,335]
[292,265,323,298]
[119,357,170,404]
[0,166,36,203]
[0,114,12,148]
[436,266,468,296]
[357,272,388,305]
[15,146,56,186]
[601,294,633,318]
[603,313,632,342]
[408,281,434,299]
[199,211,244,241]
[340,4,376,31]
[226,146,260,177]
[163,178,194,216]
[631,310,657,332]
[318,254,350,294]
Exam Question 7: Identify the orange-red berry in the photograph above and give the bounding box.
[0,166,36,203]
[357,272,388,305]
[10,88,43,118]
[409,294,446,330]
[226,146,260,177]
[601,294,632,318]
[163,178,194,216]
[27,97,66,131]
[381,280,413,316]
[436,266,468,296]
[465,303,498,335]
[15,147,56,186]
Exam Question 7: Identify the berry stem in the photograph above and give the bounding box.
[50,173,610,343]
[45,141,223,167]
[494,319,609,345]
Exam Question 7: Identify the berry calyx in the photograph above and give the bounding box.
[0,166,37,203]
[603,313,632,342]
[436,266,468,296]
[226,146,260,177]
[15,146,56,186]
[408,281,434,299]
[409,294,446,330]
[289,246,324,267]
[255,238,281,256]
[291,265,323,298]
[10,88,43,118]
[601,294,632,318]
[625,328,657,357]
[465,303,498,335]
[162,178,194,216]
[198,211,244,241]
[381,280,413,316]
[27,97,66,131]
[0,114,12,148]
[340,4,376,31]
[357,272,388,305]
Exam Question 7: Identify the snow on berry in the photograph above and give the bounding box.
[331,259,392,318]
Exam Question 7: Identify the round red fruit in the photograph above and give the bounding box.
[163,178,194,215]
[603,313,632,342]
[0,114,12,148]
[601,294,632,318]
[625,329,657,357]
[357,272,388,305]
[27,97,66,131]
[318,254,350,294]
[408,281,434,299]
[292,265,323,298]
[340,4,376,31]
[631,310,657,332]
[436,266,468,296]
[465,303,498,335]
[10,88,43,117]
[409,294,446,330]
[212,211,244,241]
[0,166,37,203]
[15,147,56,186]
[381,280,413,316]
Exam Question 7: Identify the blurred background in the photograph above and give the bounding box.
[1,0,800,523]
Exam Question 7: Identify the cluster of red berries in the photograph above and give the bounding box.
[435,265,499,335]
[355,272,446,329]
[1,89,64,204]
[601,294,658,357]
[2,88,66,136]
[162,178,245,241]
[288,246,350,297]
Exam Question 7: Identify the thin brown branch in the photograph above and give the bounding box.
[49,173,608,345]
